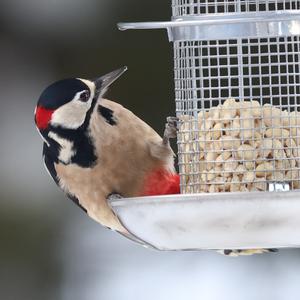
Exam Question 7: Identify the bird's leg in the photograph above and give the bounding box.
[163,116,179,145]
[149,116,178,160]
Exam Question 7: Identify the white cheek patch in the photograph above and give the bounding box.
[48,132,76,164]
[50,80,96,130]
[51,99,92,129]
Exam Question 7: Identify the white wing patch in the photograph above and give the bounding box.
[48,132,76,164]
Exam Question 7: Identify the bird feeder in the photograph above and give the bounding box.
[109,0,300,251]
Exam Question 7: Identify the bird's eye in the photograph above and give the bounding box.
[79,90,90,102]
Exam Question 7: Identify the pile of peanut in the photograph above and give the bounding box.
[179,98,300,193]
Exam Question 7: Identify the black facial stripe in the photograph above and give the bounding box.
[82,91,98,130]
[43,144,87,213]
[47,126,97,168]
[38,79,89,109]
[98,105,117,125]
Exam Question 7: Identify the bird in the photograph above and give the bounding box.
[34,67,180,234]
[34,67,275,256]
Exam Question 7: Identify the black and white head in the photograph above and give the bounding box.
[34,67,127,166]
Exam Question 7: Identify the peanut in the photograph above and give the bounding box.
[224,158,238,175]
[225,116,240,137]
[276,159,291,171]
[272,139,286,160]
[238,100,262,118]
[198,134,211,150]
[240,186,250,192]
[230,175,240,192]
[249,132,263,148]
[209,184,218,193]
[291,128,300,146]
[289,111,300,126]
[255,162,274,177]
[286,170,300,181]
[201,169,217,181]
[245,161,255,170]
[240,111,255,139]
[259,138,273,158]
[204,152,217,171]
[243,171,255,182]
[235,164,247,175]
[268,171,285,181]
[252,178,267,191]
[215,151,231,166]
[221,98,237,121]
[210,122,223,140]
[265,128,290,138]
[237,144,258,160]
[285,138,299,158]
[209,106,220,121]
[281,110,290,127]
[199,117,214,131]
[220,135,241,150]
[214,176,226,184]
[263,104,282,127]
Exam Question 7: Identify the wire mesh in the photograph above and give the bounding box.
[172,0,300,16]
[175,36,300,193]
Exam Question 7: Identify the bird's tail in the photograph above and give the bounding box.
[141,169,180,196]
[217,248,278,257]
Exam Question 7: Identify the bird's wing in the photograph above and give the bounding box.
[43,144,87,213]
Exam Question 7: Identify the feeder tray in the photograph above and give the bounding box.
[116,0,300,251]
[109,191,300,250]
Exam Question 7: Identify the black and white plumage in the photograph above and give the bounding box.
[35,67,179,233]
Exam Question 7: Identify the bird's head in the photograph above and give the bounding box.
[34,67,127,134]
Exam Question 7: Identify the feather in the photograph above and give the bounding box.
[141,169,180,196]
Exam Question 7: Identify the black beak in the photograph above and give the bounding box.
[94,66,128,92]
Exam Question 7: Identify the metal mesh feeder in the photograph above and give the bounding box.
[111,0,300,251]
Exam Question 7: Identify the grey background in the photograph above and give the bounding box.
[1,1,300,299]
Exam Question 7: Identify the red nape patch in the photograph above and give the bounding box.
[35,106,54,129]
[141,169,180,196]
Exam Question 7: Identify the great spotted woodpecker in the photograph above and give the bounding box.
[34,67,180,233]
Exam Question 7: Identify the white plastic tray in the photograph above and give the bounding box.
[108,191,300,250]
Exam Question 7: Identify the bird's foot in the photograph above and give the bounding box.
[163,116,178,145]
[107,193,123,202]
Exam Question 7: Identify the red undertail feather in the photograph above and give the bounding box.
[141,169,180,196]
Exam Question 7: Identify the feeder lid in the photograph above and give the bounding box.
[118,11,300,41]
[108,191,300,251]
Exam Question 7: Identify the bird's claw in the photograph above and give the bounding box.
[107,193,123,201]
[163,116,178,144]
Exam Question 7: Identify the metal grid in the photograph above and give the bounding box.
[172,0,300,16]
[175,36,300,193]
